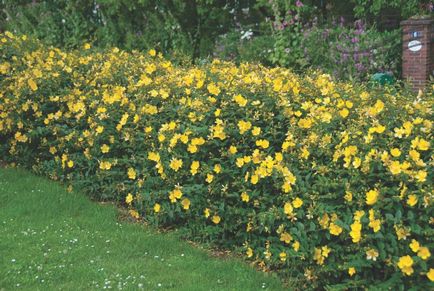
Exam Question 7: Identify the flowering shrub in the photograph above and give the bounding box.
[301,20,401,81]
[0,32,433,289]
[216,4,401,81]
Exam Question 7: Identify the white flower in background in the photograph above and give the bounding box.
[242,7,250,15]
[241,29,253,40]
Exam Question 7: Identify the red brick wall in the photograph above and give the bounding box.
[401,18,434,91]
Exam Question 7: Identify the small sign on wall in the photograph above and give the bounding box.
[408,40,422,52]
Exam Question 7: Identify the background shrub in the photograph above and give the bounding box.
[1,0,433,81]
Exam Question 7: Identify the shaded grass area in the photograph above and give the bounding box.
[0,168,283,290]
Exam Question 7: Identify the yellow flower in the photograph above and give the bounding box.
[213,164,221,174]
[207,83,220,95]
[236,158,244,168]
[354,210,365,221]
[322,246,331,257]
[351,157,361,168]
[300,147,310,159]
[187,144,198,153]
[241,192,249,202]
[292,197,303,208]
[250,174,259,185]
[348,267,356,277]
[427,268,434,281]
[251,126,261,136]
[284,202,293,216]
[366,248,379,261]
[246,247,253,258]
[243,156,252,163]
[204,208,210,218]
[368,219,381,233]
[374,124,386,133]
[96,125,104,134]
[409,239,420,253]
[212,215,221,224]
[319,213,330,229]
[67,160,74,168]
[206,173,214,183]
[280,232,292,244]
[181,198,191,210]
[407,194,418,207]
[314,248,324,265]
[190,161,200,175]
[279,252,287,262]
[390,148,401,157]
[153,203,161,213]
[145,63,156,74]
[344,191,353,202]
[275,152,283,162]
[129,209,140,219]
[367,209,381,232]
[417,247,431,260]
[395,225,410,240]
[397,255,414,275]
[28,78,38,91]
[350,221,362,243]
[238,120,252,134]
[229,145,237,154]
[14,132,28,143]
[49,146,57,155]
[409,149,420,161]
[389,161,402,175]
[414,170,427,183]
[191,137,205,146]
[329,223,343,236]
[99,161,112,170]
[210,120,226,140]
[256,139,269,149]
[169,158,183,172]
[127,167,137,180]
[148,49,156,56]
[148,152,160,162]
[412,137,430,151]
[344,145,358,157]
[339,108,349,118]
[246,222,253,232]
[292,241,300,251]
[125,193,133,204]
[366,189,379,205]
[298,118,313,129]
[233,94,247,107]
[169,188,183,203]
[101,144,110,153]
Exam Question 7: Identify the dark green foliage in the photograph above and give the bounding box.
[0,0,431,80]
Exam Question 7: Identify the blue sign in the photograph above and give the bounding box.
[410,31,422,38]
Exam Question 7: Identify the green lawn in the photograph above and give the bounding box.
[0,168,283,290]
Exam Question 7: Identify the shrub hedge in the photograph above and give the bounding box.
[0,32,432,289]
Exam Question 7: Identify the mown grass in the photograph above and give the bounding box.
[0,167,283,290]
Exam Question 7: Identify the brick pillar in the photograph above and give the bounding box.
[401,17,434,91]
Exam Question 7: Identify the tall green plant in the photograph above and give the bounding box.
[0,0,254,62]
[351,0,433,18]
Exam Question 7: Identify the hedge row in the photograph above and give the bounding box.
[0,32,433,289]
